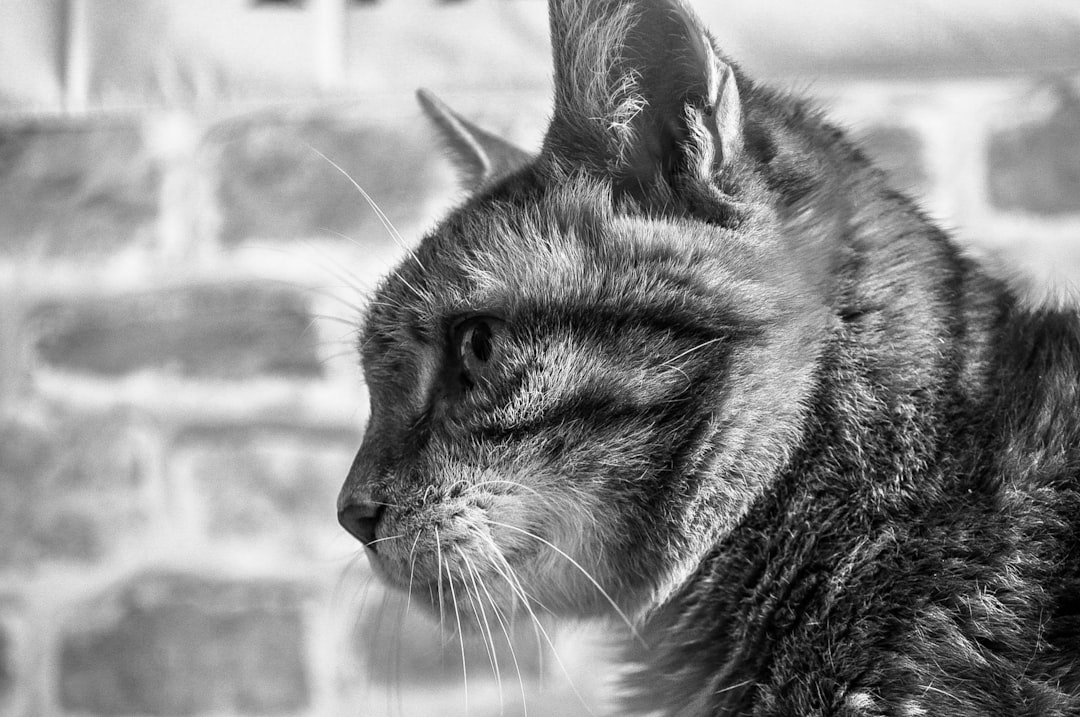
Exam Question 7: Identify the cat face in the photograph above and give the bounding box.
[338,0,828,626]
[340,174,824,623]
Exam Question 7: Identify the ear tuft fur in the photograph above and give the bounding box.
[547,0,645,166]
[546,0,744,193]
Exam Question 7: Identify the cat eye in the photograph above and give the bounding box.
[454,316,503,388]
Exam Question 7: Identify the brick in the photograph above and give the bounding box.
[59,573,310,716]
[0,620,11,702]
[0,295,31,402]
[172,427,357,552]
[0,0,64,110]
[988,92,1080,216]
[212,114,443,247]
[30,283,322,379]
[695,3,1080,81]
[0,602,31,715]
[0,409,156,568]
[81,1,324,107]
[0,120,158,257]
[344,2,550,94]
[856,125,929,196]
[353,585,543,686]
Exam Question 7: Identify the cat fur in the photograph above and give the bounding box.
[338,0,1080,714]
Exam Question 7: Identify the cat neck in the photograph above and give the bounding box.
[619,333,939,715]
[619,268,1080,715]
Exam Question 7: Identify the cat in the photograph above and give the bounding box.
[337,0,1080,714]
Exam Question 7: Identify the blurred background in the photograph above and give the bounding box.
[0,1,1079,716]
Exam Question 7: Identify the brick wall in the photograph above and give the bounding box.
[1,2,1078,716]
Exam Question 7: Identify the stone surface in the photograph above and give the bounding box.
[0,410,155,568]
[344,2,550,94]
[173,427,356,550]
[0,0,64,111]
[0,121,159,257]
[30,283,322,379]
[697,2,1080,81]
[212,114,444,248]
[857,125,929,197]
[988,91,1080,215]
[0,620,11,702]
[59,573,310,716]
[82,0,328,107]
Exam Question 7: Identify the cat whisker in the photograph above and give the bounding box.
[315,348,362,367]
[434,527,447,645]
[457,547,506,712]
[476,532,596,717]
[330,549,371,611]
[662,364,692,386]
[439,531,470,711]
[369,499,409,511]
[253,243,381,311]
[391,586,408,717]
[405,531,423,617]
[715,678,756,695]
[354,297,400,312]
[307,329,358,349]
[660,336,726,367]
[259,273,373,315]
[364,533,405,548]
[368,586,392,707]
[464,550,531,717]
[310,312,359,329]
[333,554,383,695]
[472,478,548,501]
[312,334,363,359]
[484,518,644,644]
[341,562,385,649]
[311,227,397,277]
[306,145,426,272]
[391,274,429,307]
[314,286,374,316]
[313,227,413,304]
[473,528,554,618]
[920,682,965,706]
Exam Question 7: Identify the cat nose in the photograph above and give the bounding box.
[338,502,385,549]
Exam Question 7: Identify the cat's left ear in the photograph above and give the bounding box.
[547,0,742,193]
[417,89,534,191]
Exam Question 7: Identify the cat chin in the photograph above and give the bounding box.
[366,532,648,627]
[366,552,554,630]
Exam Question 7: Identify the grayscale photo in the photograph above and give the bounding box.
[1,1,1079,716]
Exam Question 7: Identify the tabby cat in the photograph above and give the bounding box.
[337,0,1080,714]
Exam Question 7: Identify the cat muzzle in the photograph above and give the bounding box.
[338,501,385,549]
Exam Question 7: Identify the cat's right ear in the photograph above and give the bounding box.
[417,89,534,192]
[546,0,743,197]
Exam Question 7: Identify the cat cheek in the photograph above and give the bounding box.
[516,491,628,614]
[368,487,504,584]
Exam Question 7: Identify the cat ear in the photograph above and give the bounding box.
[547,0,742,192]
[416,89,534,191]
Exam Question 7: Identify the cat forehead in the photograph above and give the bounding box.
[368,178,605,317]
[416,215,694,319]
[363,171,782,348]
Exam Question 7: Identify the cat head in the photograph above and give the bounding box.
[338,0,830,624]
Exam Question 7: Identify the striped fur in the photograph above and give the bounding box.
[338,0,1080,714]
[548,0,645,170]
